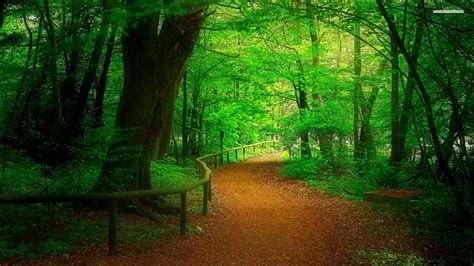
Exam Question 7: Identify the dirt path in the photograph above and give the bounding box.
[31,154,426,264]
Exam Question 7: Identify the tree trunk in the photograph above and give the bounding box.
[156,80,179,159]
[0,0,5,28]
[93,23,118,125]
[377,0,463,205]
[389,3,401,166]
[359,61,385,160]
[71,0,111,128]
[43,0,61,125]
[93,2,207,192]
[181,71,188,163]
[353,2,362,160]
[293,80,311,158]
[398,18,423,161]
[306,0,331,158]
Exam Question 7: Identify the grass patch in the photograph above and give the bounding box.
[278,157,380,201]
[355,250,427,265]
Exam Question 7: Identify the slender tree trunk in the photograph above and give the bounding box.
[60,0,81,122]
[93,23,118,125]
[377,0,463,205]
[306,0,331,158]
[43,0,61,125]
[2,13,36,142]
[361,61,385,159]
[0,0,5,28]
[181,71,188,163]
[398,19,423,161]
[353,2,362,160]
[293,80,311,158]
[389,3,401,166]
[171,126,179,164]
[71,0,111,128]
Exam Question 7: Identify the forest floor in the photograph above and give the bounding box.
[23,153,435,265]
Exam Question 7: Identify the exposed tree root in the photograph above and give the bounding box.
[126,199,162,223]
[141,197,180,216]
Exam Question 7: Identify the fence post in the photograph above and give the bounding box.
[243,147,245,159]
[219,130,224,165]
[235,149,238,161]
[202,182,209,215]
[108,200,117,255]
[226,151,230,163]
[208,173,212,201]
[180,192,187,235]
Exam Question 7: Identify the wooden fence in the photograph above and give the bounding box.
[0,140,277,255]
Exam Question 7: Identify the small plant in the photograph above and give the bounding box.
[356,250,427,265]
[37,240,72,255]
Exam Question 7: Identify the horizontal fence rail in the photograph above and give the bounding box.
[0,140,278,255]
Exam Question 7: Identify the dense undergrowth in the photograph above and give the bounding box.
[0,145,273,261]
[0,155,201,261]
[278,152,474,264]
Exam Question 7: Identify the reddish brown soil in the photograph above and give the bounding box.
[21,154,430,265]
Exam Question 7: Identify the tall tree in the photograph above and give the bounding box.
[94,1,208,194]
[306,0,332,158]
[388,0,401,166]
[353,0,362,160]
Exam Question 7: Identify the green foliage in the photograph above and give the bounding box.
[150,159,197,188]
[37,240,72,255]
[279,156,381,201]
[403,185,474,263]
[0,204,74,259]
[356,250,427,265]
[360,158,408,188]
[278,158,318,180]
[307,175,381,201]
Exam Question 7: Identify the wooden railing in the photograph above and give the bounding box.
[0,140,277,255]
[195,140,278,202]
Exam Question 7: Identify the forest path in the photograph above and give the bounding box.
[98,153,423,265]
[36,154,424,264]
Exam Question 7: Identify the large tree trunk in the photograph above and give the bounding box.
[93,2,207,192]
